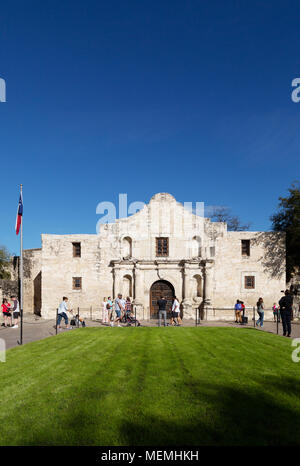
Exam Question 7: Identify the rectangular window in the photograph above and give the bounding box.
[244,276,255,289]
[241,240,250,256]
[73,242,81,257]
[156,237,169,257]
[73,277,82,290]
[210,246,215,257]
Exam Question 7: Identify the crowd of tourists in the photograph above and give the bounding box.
[234,289,294,337]
[2,290,295,337]
[100,294,181,327]
[101,295,141,327]
[55,294,181,329]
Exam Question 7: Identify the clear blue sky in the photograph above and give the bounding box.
[0,0,299,254]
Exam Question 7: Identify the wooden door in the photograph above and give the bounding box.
[150,280,175,319]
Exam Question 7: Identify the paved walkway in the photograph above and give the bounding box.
[1,314,299,350]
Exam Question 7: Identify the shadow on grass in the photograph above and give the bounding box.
[16,374,300,446]
[117,375,300,446]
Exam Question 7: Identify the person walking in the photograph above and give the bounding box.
[114,293,125,327]
[11,296,20,328]
[171,297,181,326]
[256,297,264,328]
[1,299,12,327]
[157,295,168,327]
[102,297,109,324]
[57,297,73,329]
[279,290,293,337]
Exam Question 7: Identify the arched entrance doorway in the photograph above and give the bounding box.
[150,280,175,319]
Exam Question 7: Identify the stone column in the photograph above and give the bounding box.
[182,264,193,319]
[134,265,143,303]
[113,267,121,298]
[183,268,190,300]
[133,264,144,319]
[204,261,214,306]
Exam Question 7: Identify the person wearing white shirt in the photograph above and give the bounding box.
[102,297,109,324]
[171,297,180,326]
[57,297,73,329]
[11,296,20,328]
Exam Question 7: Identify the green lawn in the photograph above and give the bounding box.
[0,327,299,446]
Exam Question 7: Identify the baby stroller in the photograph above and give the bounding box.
[120,309,141,326]
[120,311,129,324]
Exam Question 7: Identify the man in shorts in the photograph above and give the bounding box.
[11,296,20,329]
[114,294,125,327]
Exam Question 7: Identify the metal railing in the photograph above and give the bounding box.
[48,305,300,334]
[195,306,299,334]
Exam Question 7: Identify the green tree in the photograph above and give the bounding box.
[271,182,300,282]
[0,245,11,279]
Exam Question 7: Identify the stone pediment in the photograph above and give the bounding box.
[99,193,227,253]
[150,192,176,202]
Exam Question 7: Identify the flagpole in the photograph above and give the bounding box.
[19,184,23,345]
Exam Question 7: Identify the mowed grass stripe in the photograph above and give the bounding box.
[0,327,299,446]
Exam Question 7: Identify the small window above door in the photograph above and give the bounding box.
[156,238,169,257]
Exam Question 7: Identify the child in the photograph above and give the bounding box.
[102,297,109,324]
[272,303,280,322]
[108,301,114,327]
[75,314,86,327]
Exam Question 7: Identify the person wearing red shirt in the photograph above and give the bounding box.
[1,298,12,327]
[240,301,246,325]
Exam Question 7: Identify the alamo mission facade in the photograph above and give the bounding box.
[19,193,286,320]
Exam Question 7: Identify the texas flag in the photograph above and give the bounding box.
[15,193,23,235]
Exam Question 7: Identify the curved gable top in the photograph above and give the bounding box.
[98,192,227,241]
[150,192,177,203]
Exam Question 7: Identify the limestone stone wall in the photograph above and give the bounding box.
[32,193,287,321]
[23,249,42,315]
[100,193,225,263]
[213,231,286,311]
[0,256,19,306]
[0,278,19,303]
[0,251,42,314]
[41,234,108,319]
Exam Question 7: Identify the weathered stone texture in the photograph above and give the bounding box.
[15,193,287,320]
